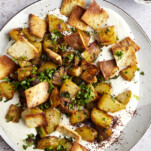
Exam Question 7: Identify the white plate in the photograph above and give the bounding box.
[134,0,151,4]
[0,0,151,151]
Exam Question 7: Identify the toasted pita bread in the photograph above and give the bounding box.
[71,141,89,151]
[25,82,49,108]
[81,0,108,30]
[0,55,17,80]
[99,59,119,81]
[112,46,138,67]
[82,41,100,62]
[29,14,47,38]
[68,5,87,31]
[61,0,85,17]
[7,37,39,60]
[111,37,140,52]
[56,124,81,142]
[64,32,90,49]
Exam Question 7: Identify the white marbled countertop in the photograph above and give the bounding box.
[0,0,151,151]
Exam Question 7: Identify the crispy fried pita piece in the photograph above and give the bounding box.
[0,55,18,80]
[29,14,47,38]
[68,5,87,31]
[99,59,119,81]
[60,0,85,17]
[64,32,90,49]
[82,41,100,62]
[48,14,69,32]
[112,46,138,68]
[98,26,116,46]
[81,60,97,70]
[81,0,108,30]
[71,141,89,151]
[9,28,22,41]
[111,37,140,52]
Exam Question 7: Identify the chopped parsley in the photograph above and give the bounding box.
[38,101,50,110]
[64,136,73,143]
[115,51,123,59]
[2,77,10,82]
[7,115,13,122]
[70,28,75,32]
[116,36,119,41]
[37,127,42,136]
[51,29,62,45]
[84,31,91,36]
[12,58,18,62]
[105,28,110,34]
[61,91,70,98]
[124,71,128,74]
[137,68,140,71]
[134,95,140,100]
[140,72,144,75]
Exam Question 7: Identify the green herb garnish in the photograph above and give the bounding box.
[115,51,123,59]
[61,91,70,98]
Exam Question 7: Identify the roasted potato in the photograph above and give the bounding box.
[70,109,89,125]
[86,101,97,111]
[25,82,49,108]
[5,104,22,123]
[30,42,42,59]
[120,65,137,81]
[68,66,82,77]
[52,67,67,86]
[45,109,61,134]
[81,68,98,83]
[98,26,116,46]
[59,138,72,151]
[37,136,59,149]
[87,84,98,102]
[22,28,42,42]
[98,94,126,113]
[43,35,57,50]
[95,82,111,95]
[75,126,97,142]
[95,126,112,141]
[0,82,15,99]
[116,90,132,105]
[18,61,32,68]
[56,124,81,142]
[91,108,113,129]
[48,14,69,32]
[9,28,22,41]
[71,141,88,151]
[49,87,60,108]
[37,127,48,138]
[38,62,58,72]
[81,60,97,71]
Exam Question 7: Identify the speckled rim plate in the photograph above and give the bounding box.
[134,0,151,5]
[0,0,151,151]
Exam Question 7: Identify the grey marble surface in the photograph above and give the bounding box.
[0,0,151,151]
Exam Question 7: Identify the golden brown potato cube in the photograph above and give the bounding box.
[43,35,56,50]
[39,62,58,72]
[25,112,47,128]
[116,90,132,105]
[110,36,140,52]
[59,138,72,151]
[64,32,90,49]
[52,67,67,86]
[56,124,81,142]
[86,101,97,111]
[25,82,49,108]
[37,127,48,138]
[45,48,62,65]
[9,28,22,41]
[50,87,60,108]
[18,67,36,81]
[30,42,42,59]
[37,136,59,149]
[60,0,85,17]
[29,14,47,38]
[60,79,80,99]
[18,61,32,68]
[68,66,82,77]
[70,109,89,125]
[98,26,116,46]
[95,126,112,141]
[0,82,15,99]
[81,0,108,30]
[22,28,42,42]
[87,84,98,101]
[91,108,113,129]
[68,5,87,31]
[95,82,111,95]
[120,65,137,81]
[48,14,69,32]
[112,46,138,68]
[5,104,22,123]
[82,41,100,62]
[81,60,97,70]
[75,126,97,142]
[98,94,126,113]
[45,109,61,134]
[71,141,88,151]
[81,68,98,83]
[99,59,119,81]
[0,55,17,80]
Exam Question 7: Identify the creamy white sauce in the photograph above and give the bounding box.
[0,7,139,151]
